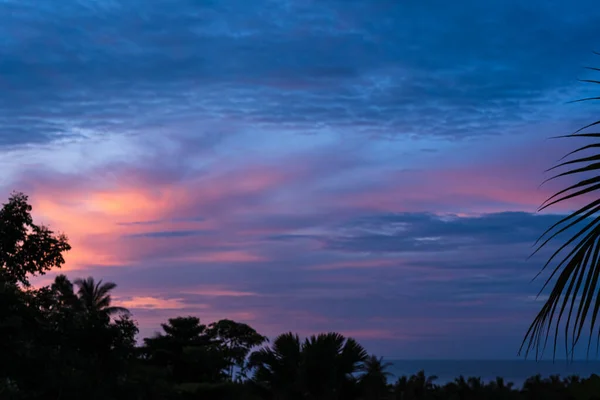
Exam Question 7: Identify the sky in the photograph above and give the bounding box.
[2,0,600,359]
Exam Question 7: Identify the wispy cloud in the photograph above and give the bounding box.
[116,296,197,310]
[4,0,600,358]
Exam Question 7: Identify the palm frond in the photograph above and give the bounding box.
[568,98,600,104]
[97,281,118,297]
[521,73,600,359]
[73,276,126,316]
[106,306,130,315]
[558,144,600,161]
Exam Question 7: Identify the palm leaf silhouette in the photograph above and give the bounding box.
[520,66,600,360]
[74,276,129,317]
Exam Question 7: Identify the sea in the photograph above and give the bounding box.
[385,360,600,388]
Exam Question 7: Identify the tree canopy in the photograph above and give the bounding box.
[2,192,600,399]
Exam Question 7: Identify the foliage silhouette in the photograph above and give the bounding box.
[0,192,70,286]
[522,63,600,360]
[248,332,304,400]
[207,319,268,380]
[360,355,394,400]
[74,276,129,319]
[2,192,600,399]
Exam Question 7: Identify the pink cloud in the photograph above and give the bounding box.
[11,161,295,270]
[338,159,589,215]
[1,133,575,355]
[116,296,201,310]
[169,251,265,263]
[180,287,259,297]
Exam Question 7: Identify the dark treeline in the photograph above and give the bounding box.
[2,192,600,400]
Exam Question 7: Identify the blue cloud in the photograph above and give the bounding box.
[1,0,599,148]
[310,212,564,252]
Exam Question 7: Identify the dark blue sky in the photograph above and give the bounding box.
[2,0,600,359]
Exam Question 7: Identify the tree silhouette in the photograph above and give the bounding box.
[488,376,514,392]
[207,319,268,380]
[6,192,600,398]
[406,370,438,400]
[52,274,79,307]
[249,331,367,400]
[0,193,72,397]
[74,276,129,319]
[301,332,368,400]
[359,355,394,400]
[248,332,304,400]
[143,316,229,385]
[0,192,70,286]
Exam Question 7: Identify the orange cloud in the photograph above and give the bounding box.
[16,162,290,271]
[116,296,197,310]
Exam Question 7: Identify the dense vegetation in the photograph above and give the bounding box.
[2,192,600,400]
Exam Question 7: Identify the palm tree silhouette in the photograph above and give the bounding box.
[301,332,368,400]
[51,274,79,309]
[361,355,394,379]
[488,376,514,391]
[409,370,437,399]
[249,332,368,400]
[521,65,600,359]
[359,355,393,400]
[73,277,128,319]
[248,332,303,400]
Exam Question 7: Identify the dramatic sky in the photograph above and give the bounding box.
[2,0,600,359]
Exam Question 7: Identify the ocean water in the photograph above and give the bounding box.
[385,360,600,388]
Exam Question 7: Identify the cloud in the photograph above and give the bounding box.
[320,212,562,253]
[124,230,213,239]
[4,0,600,358]
[4,123,587,359]
[1,0,599,151]
[180,287,259,297]
[116,296,197,310]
